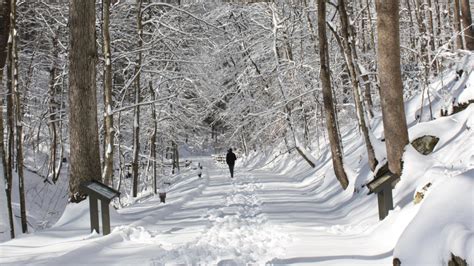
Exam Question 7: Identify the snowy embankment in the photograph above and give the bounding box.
[0,55,473,265]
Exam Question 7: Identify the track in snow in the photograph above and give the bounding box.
[150,164,291,265]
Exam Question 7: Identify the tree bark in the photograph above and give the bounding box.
[375,0,409,177]
[405,0,416,49]
[427,0,436,52]
[5,0,15,237]
[453,0,463,49]
[415,0,430,66]
[10,0,27,233]
[48,32,59,183]
[338,0,378,172]
[102,0,114,185]
[460,0,474,50]
[317,0,349,190]
[365,0,376,51]
[149,81,157,194]
[132,0,143,198]
[68,0,102,202]
[0,0,14,240]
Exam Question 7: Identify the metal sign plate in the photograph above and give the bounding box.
[81,181,120,201]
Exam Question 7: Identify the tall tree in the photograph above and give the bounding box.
[5,0,14,236]
[48,31,61,184]
[337,0,378,172]
[68,0,101,202]
[453,0,463,49]
[149,81,158,194]
[375,0,409,177]
[317,0,349,190]
[132,0,143,198]
[0,0,14,239]
[102,0,114,185]
[10,0,27,233]
[460,0,474,50]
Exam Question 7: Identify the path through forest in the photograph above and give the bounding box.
[0,156,393,265]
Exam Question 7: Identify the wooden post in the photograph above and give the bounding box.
[384,185,394,216]
[89,196,100,233]
[81,180,120,235]
[101,200,111,235]
[377,191,386,220]
[367,170,397,220]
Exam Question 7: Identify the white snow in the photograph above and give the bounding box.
[0,56,473,265]
[394,170,474,264]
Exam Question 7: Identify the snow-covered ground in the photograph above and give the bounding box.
[1,56,473,265]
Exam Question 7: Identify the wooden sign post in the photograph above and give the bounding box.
[367,172,398,220]
[80,181,120,235]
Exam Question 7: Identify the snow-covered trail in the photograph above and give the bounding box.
[0,157,393,265]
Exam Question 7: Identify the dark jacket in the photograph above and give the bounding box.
[226,151,237,165]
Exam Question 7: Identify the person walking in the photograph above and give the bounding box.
[226,148,237,178]
[158,182,167,203]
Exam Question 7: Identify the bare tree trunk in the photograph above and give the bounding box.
[132,0,143,198]
[317,0,349,190]
[375,0,409,177]
[102,0,114,185]
[116,111,124,193]
[53,69,66,183]
[415,0,433,121]
[171,141,176,174]
[48,33,59,183]
[453,0,463,49]
[358,0,367,52]
[5,0,15,236]
[10,0,26,233]
[338,0,378,171]
[365,0,376,51]
[415,0,430,65]
[171,141,180,174]
[0,0,14,240]
[0,71,13,238]
[361,0,377,117]
[434,0,443,48]
[149,81,157,194]
[427,0,436,52]
[68,0,102,202]
[241,131,248,157]
[405,0,416,49]
[460,0,474,50]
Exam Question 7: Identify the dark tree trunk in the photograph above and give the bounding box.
[48,33,59,183]
[68,0,102,202]
[460,0,474,50]
[454,0,463,49]
[102,0,114,185]
[149,81,157,194]
[338,0,378,172]
[6,0,15,237]
[0,0,14,239]
[132,0,143,198]
[317,0,349,190]
[10,0,27,233]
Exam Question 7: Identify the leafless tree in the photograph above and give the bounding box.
[68,0,102,202]
[375,0,409,177]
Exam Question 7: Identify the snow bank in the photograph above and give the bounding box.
[394,170,474,265]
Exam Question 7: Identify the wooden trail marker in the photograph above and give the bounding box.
[80,181,120,235]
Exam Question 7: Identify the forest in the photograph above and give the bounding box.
[0,0,473,265]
